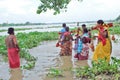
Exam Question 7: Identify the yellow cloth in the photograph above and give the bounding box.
[93,38,111,62]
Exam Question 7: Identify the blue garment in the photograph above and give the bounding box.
[60,27,66,45]
[60,28,66,33]
[77,39,83,54]
[81,33,89,38]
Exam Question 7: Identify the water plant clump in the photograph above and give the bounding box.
[47,68,63,77]
[74,57,120,80]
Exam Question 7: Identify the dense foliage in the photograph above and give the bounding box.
[37,0,82,15]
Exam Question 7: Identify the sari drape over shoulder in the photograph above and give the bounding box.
[92,24,112,62]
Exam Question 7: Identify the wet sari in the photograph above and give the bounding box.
[92,38,111,62]
[92,26,112,62]
[74,43,89,60]
[60,32,72,56]
[8,48,20,68]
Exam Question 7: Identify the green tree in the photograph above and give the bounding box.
[37,0,82,15]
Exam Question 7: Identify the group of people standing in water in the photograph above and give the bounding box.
[57,19,113,62]
[4,19,113,80]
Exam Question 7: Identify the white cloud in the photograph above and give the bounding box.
[0,0,39,15]
[0,0,120,23]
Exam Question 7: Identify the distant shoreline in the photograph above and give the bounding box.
[0,20,114,27]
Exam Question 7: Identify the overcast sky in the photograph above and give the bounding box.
[0,0,120,23]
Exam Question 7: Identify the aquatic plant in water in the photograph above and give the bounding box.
[74,57,120,79]
[47,68,63,77]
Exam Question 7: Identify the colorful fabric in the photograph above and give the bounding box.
[60,41,72,56]
[62,32,72,41]
[92,24,112,62]
[60,28,66,33]
[81,33,89,38]
[59,27,66,40]
[74,43,89,60]
[8,48,20,68]
[77,39,83,53]
[93,38,111,62]
[60,32,72,56]
[75,29,82,37]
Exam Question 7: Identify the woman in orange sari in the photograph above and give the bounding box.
[92,20,112,62]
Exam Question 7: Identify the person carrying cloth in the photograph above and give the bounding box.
[92,20,113,62]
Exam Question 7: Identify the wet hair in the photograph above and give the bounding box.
[62,23,66,27]
[97,20,104,25]
[82,37,88,43]
[65,27,69,32]
[82,24,86,27]
[83,28,88,33]
[8,27,14,34]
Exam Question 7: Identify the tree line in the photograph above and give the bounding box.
[0,22,46,27]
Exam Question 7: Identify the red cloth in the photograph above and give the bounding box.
[107,23,113,27]
[56,42,59,47]
[64,32,71,36]
[98,27,106,46]
[8,48,20,68]
[74,54,88,60]
[98,35,106,46]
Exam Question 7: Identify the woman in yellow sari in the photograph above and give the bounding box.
[92,20,112,62]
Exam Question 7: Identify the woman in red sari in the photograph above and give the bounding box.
[5,28,20,69]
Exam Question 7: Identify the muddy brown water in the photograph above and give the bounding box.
[0,39,120,80]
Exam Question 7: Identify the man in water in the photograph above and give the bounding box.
[5,27,22,80]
